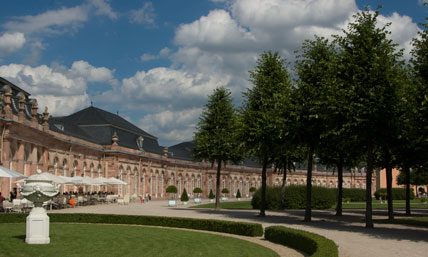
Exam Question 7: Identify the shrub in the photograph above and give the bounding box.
[338,188,366,201]
[0,213,263,237]
[374,188,415,200]
[251,186,335,210]
[193,187,202,194]
[166,185,178,194]
[221,188,229,194]
[209,189,215,199]
[342,197,351,203]
[265,226,338,257]
[181,188,189,202]
[249,187,257,193]
[236,189,241,198]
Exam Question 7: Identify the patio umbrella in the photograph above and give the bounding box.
[0,165,26,178]
[107,177,127,185]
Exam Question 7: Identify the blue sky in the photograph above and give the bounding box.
[0,0,426,146]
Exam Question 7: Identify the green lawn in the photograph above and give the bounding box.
[0,223,278,257]
[377,217,428,228]
[193,200,428,210]
[193,201,253,209]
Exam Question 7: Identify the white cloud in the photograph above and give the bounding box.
[0,32,25,56]
[0,61,116,116]
[138,108,202,144]
[159,47,170,57]
[141,53,157,62]
[3,6,88,35]
[89,0,119,20]
[70,60,116,84]
[129,2,156,25]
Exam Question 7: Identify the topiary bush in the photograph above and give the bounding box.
[221,188,229,194]
[209,189,215,199]
[335,188,366,201]
[374,188,415,200]
[265,226,338,257]
[249,187,257,193]
[236,189,241,198]
[181,188,189,202]
[0,213,263,237]
[193,187,202,195]
[251,186,335,210]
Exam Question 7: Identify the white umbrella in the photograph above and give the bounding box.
[107,177,127,185]
[0,165,26,178]
[94,177,112,184]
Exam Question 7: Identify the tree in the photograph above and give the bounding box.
[181,188,189,202]
[240,51,293,217]
[193,87,243,210]
[166,185,178,199]
[336,8,404,227]
[295,36,338,221]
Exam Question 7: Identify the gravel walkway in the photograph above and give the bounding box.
[48,200,428,257]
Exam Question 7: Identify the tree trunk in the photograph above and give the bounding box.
[259,154,268,217]
[304,145,314,222]
[279,157,287,210]
[386,158,394,221]
[215,159,222,210]
[336,153,344,216]
[365,146,374,228]
[405,166,411,216]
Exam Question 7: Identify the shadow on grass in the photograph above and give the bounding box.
[12,235,25,240]
[173,207,428,243]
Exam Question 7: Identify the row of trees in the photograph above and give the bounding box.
[193,6,428,228]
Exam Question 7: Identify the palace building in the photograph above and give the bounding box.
[0,77,375,199]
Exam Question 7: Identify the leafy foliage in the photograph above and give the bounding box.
[209,189,215,199]
[265,226,338,257]
[181,188,189,202]
[1,213,263,237]
[236,189,241,198]
[374,188,415,200]
[166,185,178,194]
[193,187,202,194]
[222,188,229,194]
[251,186,335,210]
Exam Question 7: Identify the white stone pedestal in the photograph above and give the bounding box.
[26,207,50,244]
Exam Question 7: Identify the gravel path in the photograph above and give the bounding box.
[48,200,428,257]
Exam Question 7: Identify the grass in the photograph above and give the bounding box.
[193,199,428,210]
[0,223,278,257]
[192,201,253,209]
[376,217,428,228]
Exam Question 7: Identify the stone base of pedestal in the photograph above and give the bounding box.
[25,207,50,244]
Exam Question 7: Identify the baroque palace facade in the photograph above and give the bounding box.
[0,77,375,199]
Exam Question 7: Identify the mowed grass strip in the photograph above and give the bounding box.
[376,217,428,228]
[0,223,278,257]
[193,200,428,210]
[193,201,253,209]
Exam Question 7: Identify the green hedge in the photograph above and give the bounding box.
[264,226,338,257]
[0,213,263,237]
[251,186,335,210]
[374,188,415,200]
[334,188,366,202]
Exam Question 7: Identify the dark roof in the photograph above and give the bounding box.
[0,77,31,97]
[168,141,196,161]
[49,106,164,154]
[168,141,263,168]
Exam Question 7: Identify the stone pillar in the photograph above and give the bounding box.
[31,99,38,122]
[18,93,25,122]
[16,141,25,174]
[3,85,12,118]
[42,107,49,131]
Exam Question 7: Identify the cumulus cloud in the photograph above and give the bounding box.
[89,0,119,20]
[129,2,156,25]
[138,108,202,144]
[141,53,157,62]
[3,6,88,35]
[0,61,115,116]
[140,48,171,62]
[0,32,25,56]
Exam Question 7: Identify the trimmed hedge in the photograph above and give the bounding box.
[265,226,338,257]
[251,186,335,210]
[0,213,263,237]
[374,188,415,200]
[339,188,366,202]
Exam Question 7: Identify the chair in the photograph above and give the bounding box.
[12,199,22,213]
[123,195,130,205]
[2,201,12,213]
